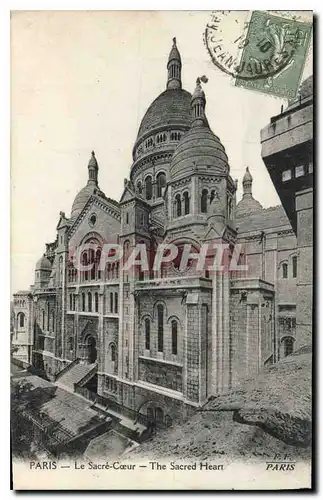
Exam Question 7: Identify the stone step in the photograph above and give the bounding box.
[56,362,97,391]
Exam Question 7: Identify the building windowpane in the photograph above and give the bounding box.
[292,256,297,278]
[282,169,292,182]
[157,305,164,352]
[145,176,152,200]
[82,293,85,311]
[201,189,208,213]
[284,337,294,357]
[95,292,99,312]
[183,192,190,215]
[145,318,150,350]
[295,165,305,178]
[171,320,178,355]
[114,292,118,313]
[110,292,113,313]
[282,263,288,279]
[175,194,181,217]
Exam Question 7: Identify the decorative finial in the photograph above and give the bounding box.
[196,77,201,86]
[173,37,176,46]
[91,150,95,157]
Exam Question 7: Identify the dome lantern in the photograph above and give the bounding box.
[167,37,182,90]
[88,150,98,186]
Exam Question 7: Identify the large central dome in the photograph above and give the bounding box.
[136,88,192,142]
[131,38,193,174]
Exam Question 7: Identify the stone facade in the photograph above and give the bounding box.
[12,39,305,426]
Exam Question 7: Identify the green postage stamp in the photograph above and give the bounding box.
[235,11,312,98]
[204,10,312,98]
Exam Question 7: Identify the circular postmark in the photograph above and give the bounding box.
[204,10,308,81]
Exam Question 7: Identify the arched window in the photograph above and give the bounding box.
[73,294,76,311]
[18,312,25,328]
[110,292,113,313]
[145,175,152,200]
[155,407,164,423]
[292,256,297,278]
[95,292,99,313]
[88,292,92,312]
[90,249,95,280]
[210,189,216,204]
[201,189,208,213]
[171,320,178,355]
[282,263,288,279]
[82,293,86,312]
[47,303,50,330]
[107,263,111,280]
[114,292,118,313]
[42,310,45,330]
[68,336,74,352]
[137,181,143,194]
[96,249,102,280]
[116,263,119,279]
[111,343,116,362]
[145,318,150,350]
[82,252,88,281]
[69,294,73,311]
[156,172,166,198]
[51,310,55,330]
[157,304,164,352]
[284,337,294,357]
[183,191,190,215]
[175,194,181,217]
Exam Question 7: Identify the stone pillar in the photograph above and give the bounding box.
[295,187,313,349]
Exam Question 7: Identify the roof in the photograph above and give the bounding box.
[237,205,291,235]
[136,89,192,142]
[35,255,52,271]
[12,373,105,445]
[236,195,263,218]
[170,122,229,182]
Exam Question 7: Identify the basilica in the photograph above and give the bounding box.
[12,39,299,426]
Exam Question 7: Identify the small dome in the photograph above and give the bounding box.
[236,167,263,218]
[236,196,263,218]
[35,255,52,271]
[71,184,98,219]
[169,125,229,182]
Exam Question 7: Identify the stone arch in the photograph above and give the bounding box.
[84,334,97,363]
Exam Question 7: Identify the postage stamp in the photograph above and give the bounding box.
[204,10,312,98]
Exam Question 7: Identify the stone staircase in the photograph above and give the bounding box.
[56,361,97,392]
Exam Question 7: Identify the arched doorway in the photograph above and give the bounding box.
[85,335,97,363]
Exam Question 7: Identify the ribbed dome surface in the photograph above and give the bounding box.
[136,89,192,141]
[169,125,229,182]
[35,255,52,271]
[236,196,263,218]
[71,184,103,219]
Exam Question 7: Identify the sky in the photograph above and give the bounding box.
[11,10,312,293]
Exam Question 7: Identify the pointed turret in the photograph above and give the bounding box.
[167,37,182,90]
[88,150,98,185]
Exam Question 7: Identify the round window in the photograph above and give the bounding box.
[89,214,97,227]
